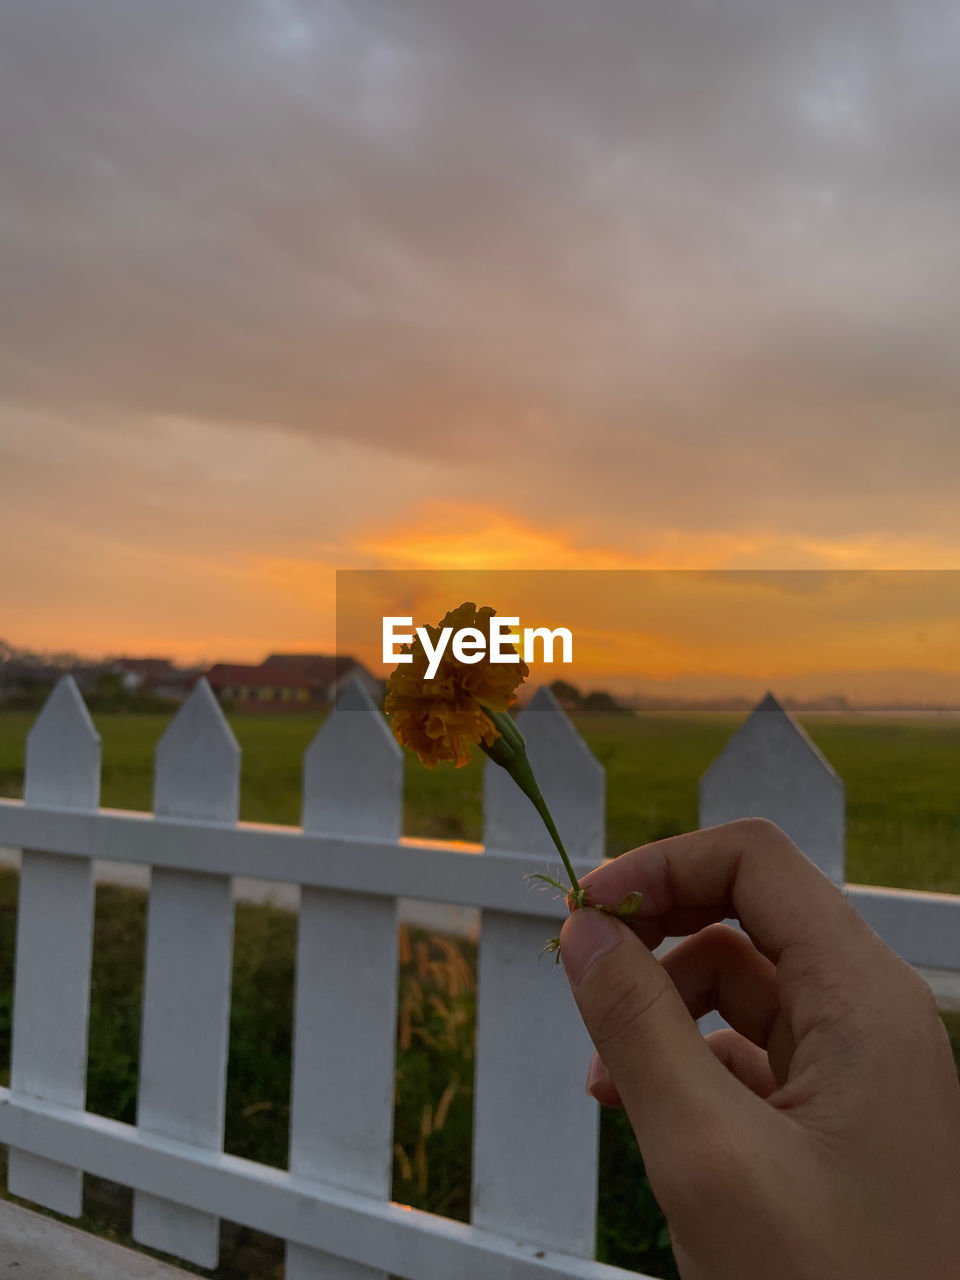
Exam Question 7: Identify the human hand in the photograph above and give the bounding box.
[559,818,960,1280]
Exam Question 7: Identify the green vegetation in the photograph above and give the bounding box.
[4,708,960,892]
[0,709,959,1277]
[577,710,960,895]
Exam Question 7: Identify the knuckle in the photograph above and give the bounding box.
[732,816,815,874]
[701,921,754,961]
[727,816,797,860]
[885,962,945,1043]
[702,1026,741,1061]
[732,815,786,843]
[914,978,943,1025]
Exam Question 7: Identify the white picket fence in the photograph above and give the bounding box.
[0,677,958,1280]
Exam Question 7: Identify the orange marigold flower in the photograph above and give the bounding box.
[384,602,529,768]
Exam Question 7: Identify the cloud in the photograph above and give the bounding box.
[354,501,960,571]
[3,0,960,659]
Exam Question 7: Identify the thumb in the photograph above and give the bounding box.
[560,908,750,1154]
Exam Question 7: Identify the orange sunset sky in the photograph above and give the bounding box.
[3,3,960,699]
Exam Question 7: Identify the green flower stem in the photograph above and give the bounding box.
[479,705,582,899]
[527,789,581,898]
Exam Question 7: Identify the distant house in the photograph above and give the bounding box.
[263,654,382,705]
[204,663,316,709]
[110,653,381,711]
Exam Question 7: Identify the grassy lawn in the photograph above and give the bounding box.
[3,706,960,892]
[578,710,960,895]
[0,708,959,1277]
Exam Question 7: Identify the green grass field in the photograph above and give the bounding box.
[2,708,960,893]
[0,708,959,1278]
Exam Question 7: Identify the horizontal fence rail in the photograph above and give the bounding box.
[0,805,595,917]
[0,805,958,973]
[0,1092,629,1280]
[0,674,957,1278]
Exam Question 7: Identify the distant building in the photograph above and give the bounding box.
[1,647,381,712]
[263,654,383,704]
[202,655,379,710]
[204,663,316,708]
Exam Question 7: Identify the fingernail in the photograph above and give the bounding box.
[560,909,622,986]
[585,1055,609,1099]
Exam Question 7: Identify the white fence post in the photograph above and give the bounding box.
[697,693,845,1034]
[286,676,402,1280]
[8,676,99,1216]
[473,686,603,1257]
[699,692,845,883]
[132,680,239,1268]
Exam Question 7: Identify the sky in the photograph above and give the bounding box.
[337,570,960,702]
[2,1,960,694]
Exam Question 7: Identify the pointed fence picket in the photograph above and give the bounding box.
[286,676,402,1280]
[132,681,240,1268]
[8,677,99,1216]
[473,687,604,1257]
[693,693,846,1034]
[699,691,845,883]
[0,680,958,1280]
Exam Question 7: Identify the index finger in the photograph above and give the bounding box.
[580,817,863,971]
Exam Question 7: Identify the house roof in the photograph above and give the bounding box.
[205,663,315,689]
[262,654,360,686]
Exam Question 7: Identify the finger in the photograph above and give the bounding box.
[584,924,791,1105]
[585,1052,622,1107]
[561,908,760,1156]
[659,924,781,1051]
[576,817,879,1039]
[579,818,842,957]
[704,1028,778,1099]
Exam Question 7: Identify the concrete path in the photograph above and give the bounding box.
[0,1199,192,1278]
